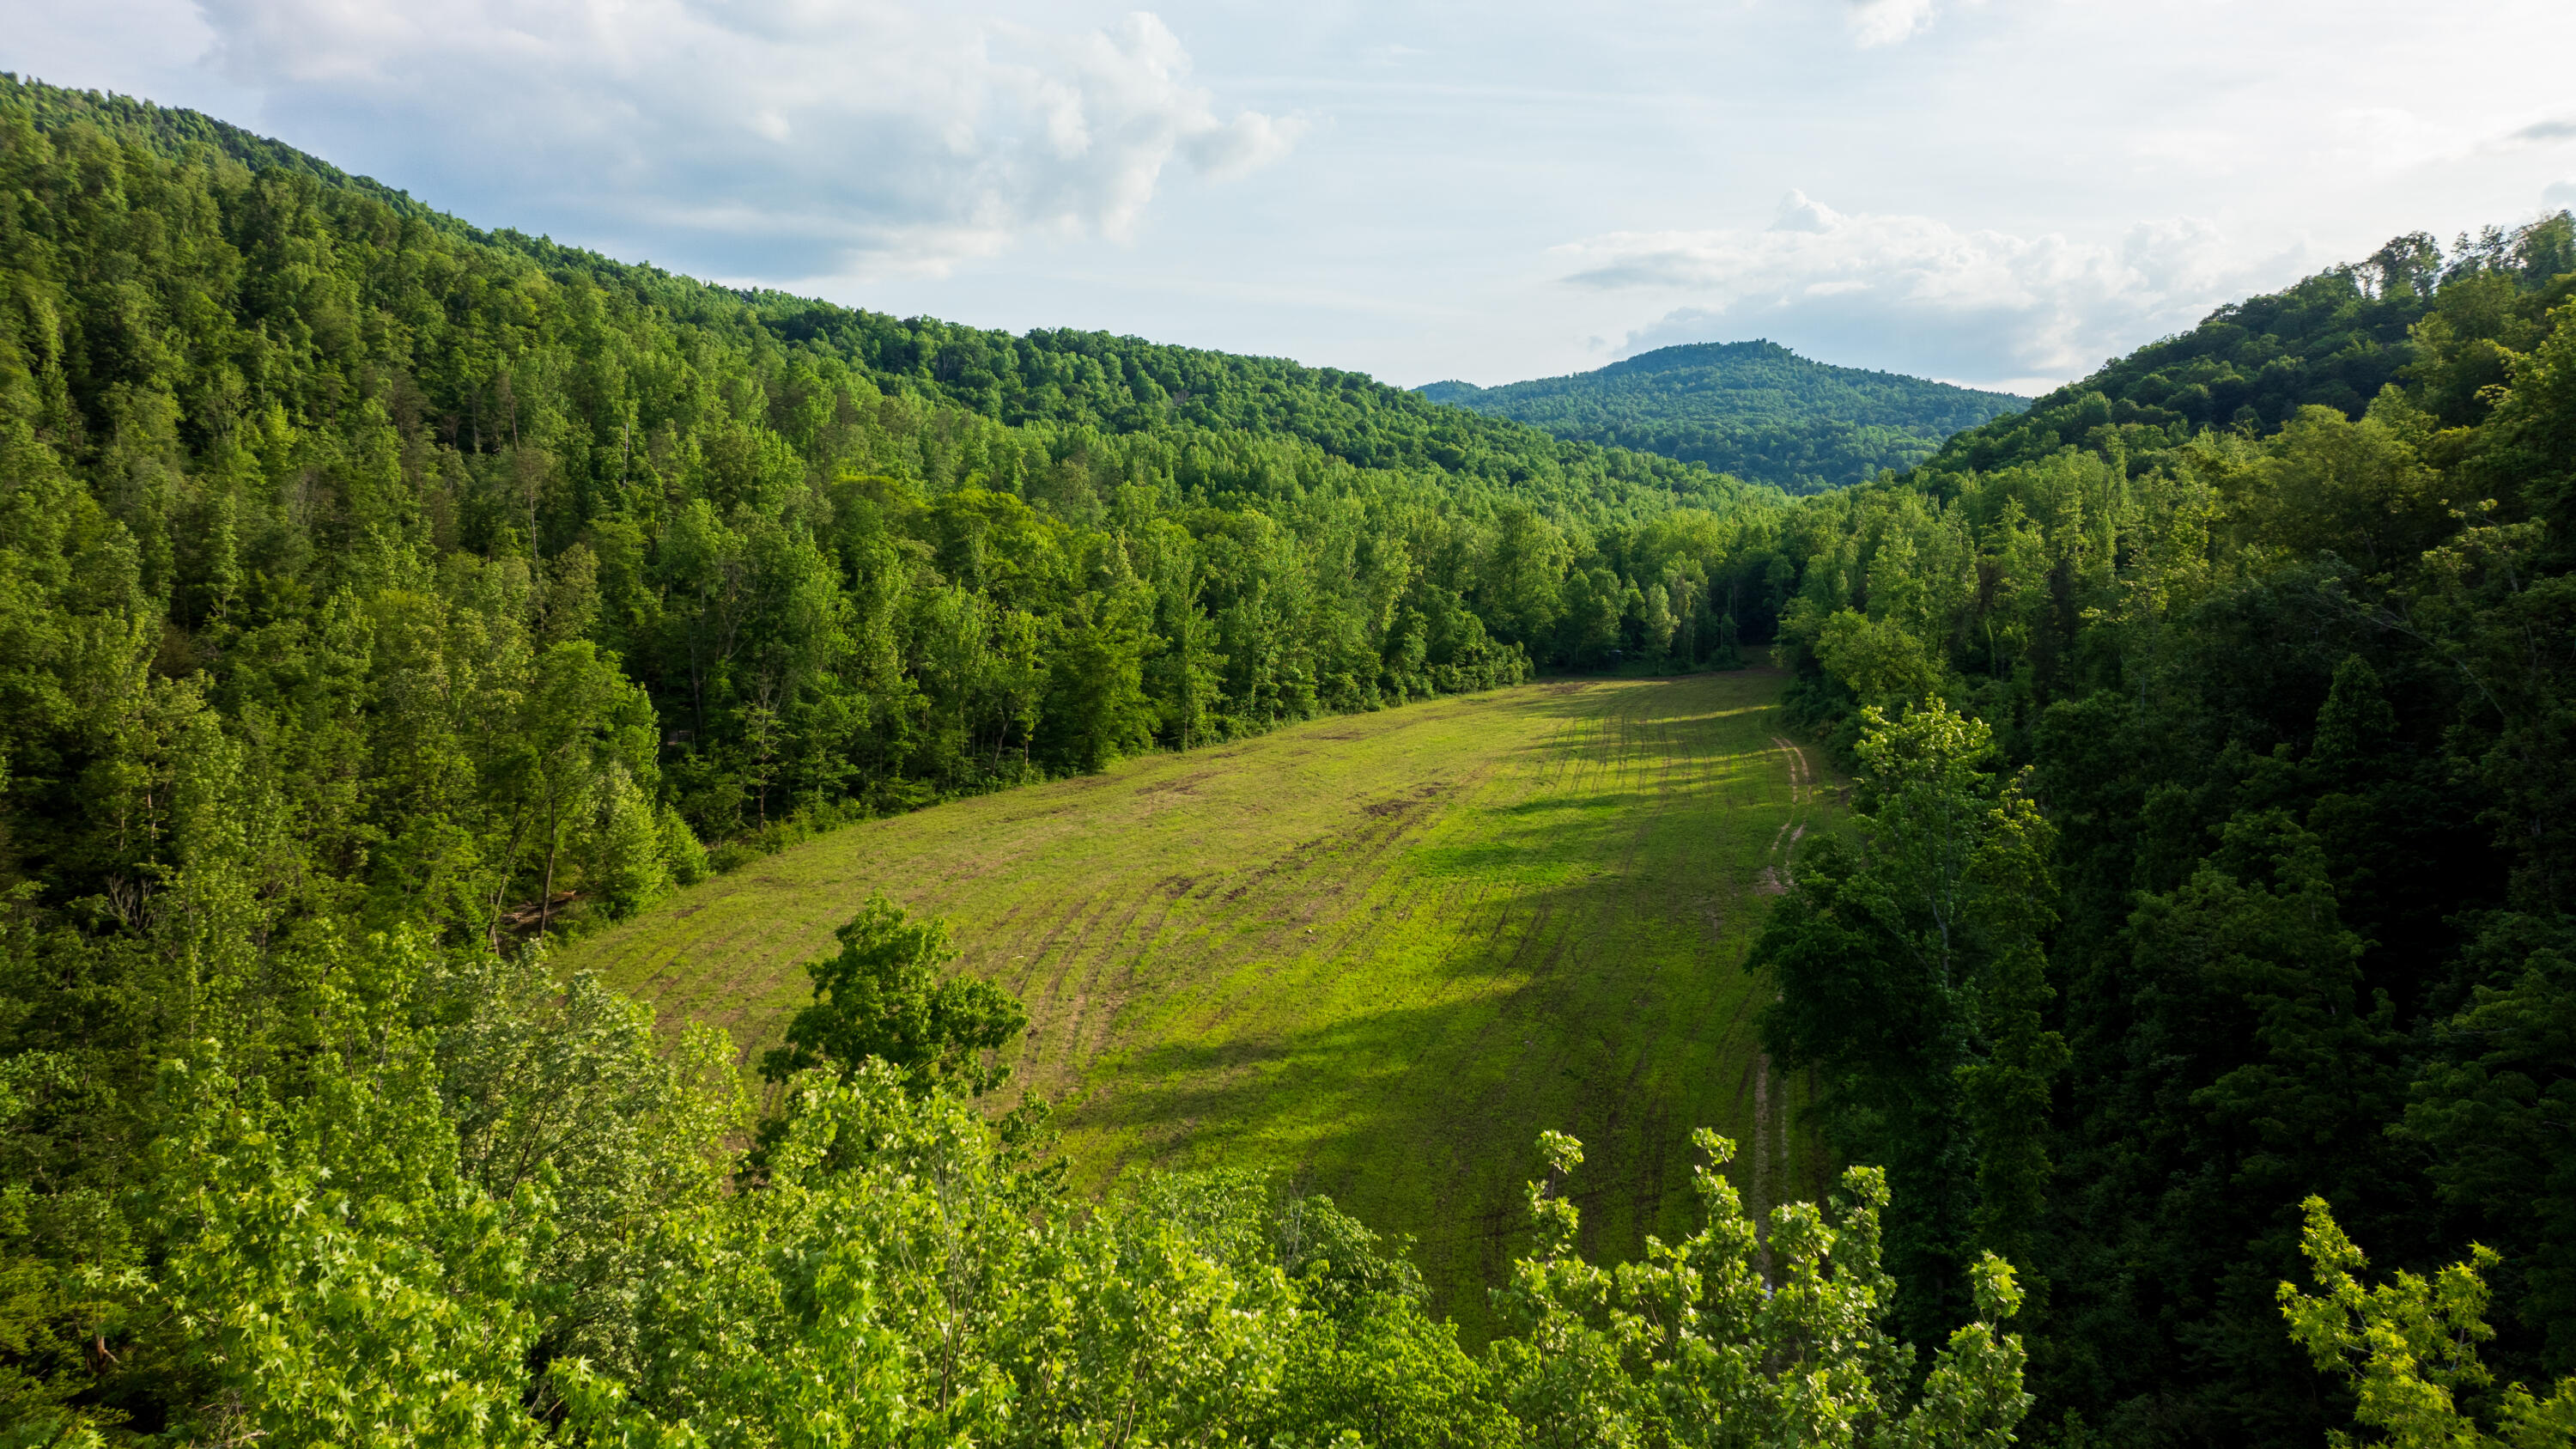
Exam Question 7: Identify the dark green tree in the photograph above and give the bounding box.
[1749,699,2065,1344]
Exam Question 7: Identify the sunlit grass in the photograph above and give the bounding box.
[567,669,1836,1337]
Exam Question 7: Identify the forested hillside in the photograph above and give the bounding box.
[0,80,1750,525]
[5,67,2576,1449]
[1420,340,2026,494]
[1921,228,2555,475]
[1743,210,2576,1446]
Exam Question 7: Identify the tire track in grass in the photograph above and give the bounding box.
[1742,727,1829,1252]
[1487,684,1743,1284]
[1027,889,1139,1090]
[1070,760,1473,1174]
[1583,688,1704,1255]
[1066,879,1181,1066]
[1419,684,1655,1286]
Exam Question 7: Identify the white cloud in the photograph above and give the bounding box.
[2546,180,2576,209]
[1558,192,2311,390]
[1772,190,1840,233]
[11,0,2555,388]
[2126,127,2247,178]
[1848,0,1937,47]
[2326,107,2458,175]
[189,0,1299,277]
[1184,111,1307,181]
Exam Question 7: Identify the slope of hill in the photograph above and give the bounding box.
[1920,222,2576,477]
[0,71,1797,933]
[0,74,1759,527]
[1420,340,2026,494]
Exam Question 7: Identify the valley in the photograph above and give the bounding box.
[568,668,1834,1334]
[10,66,2574,1446]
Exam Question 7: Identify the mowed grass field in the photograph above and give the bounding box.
[566,668,1836,1336]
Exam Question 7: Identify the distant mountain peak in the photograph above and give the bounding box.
[1413,340,2026,494]
[1609,339,1794,368]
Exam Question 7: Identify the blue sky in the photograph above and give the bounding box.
[10,0,2576,393]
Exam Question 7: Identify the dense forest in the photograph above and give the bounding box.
[3,73,2574,1447]
[1746,211,2576,1446]
[1419,341,2027,495]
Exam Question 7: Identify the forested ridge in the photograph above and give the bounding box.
[0,78,1754,526]
[1419,341,2027,495]
[3,70,2575,1448]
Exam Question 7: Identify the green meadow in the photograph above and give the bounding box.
[566,668,1835,1335]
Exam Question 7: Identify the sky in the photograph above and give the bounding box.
[9,0,2576,394]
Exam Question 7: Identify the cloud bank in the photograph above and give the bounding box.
[1558,192,2308,390]
[193,0,1300,278]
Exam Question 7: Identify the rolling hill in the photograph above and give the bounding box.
[1917,223,2576,478]
[1419,340,2026,494]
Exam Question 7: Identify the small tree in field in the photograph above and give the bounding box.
[759,893,1026,1099]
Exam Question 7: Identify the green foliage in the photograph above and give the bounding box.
[4,894,2025,1446]
[2281,1197,2576,1449]
[1735,210,2576,1447]
[141,1039,547,1449]
[0,70,1779,983]
[6,65,2576,1449]
[2401,922,2576,1374]
[1425,341,2027,495]
[757,893,1026,1098]
[1925,233,2465,476]
[1484,1127,2032,1449]
[1814,613,1944,709]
